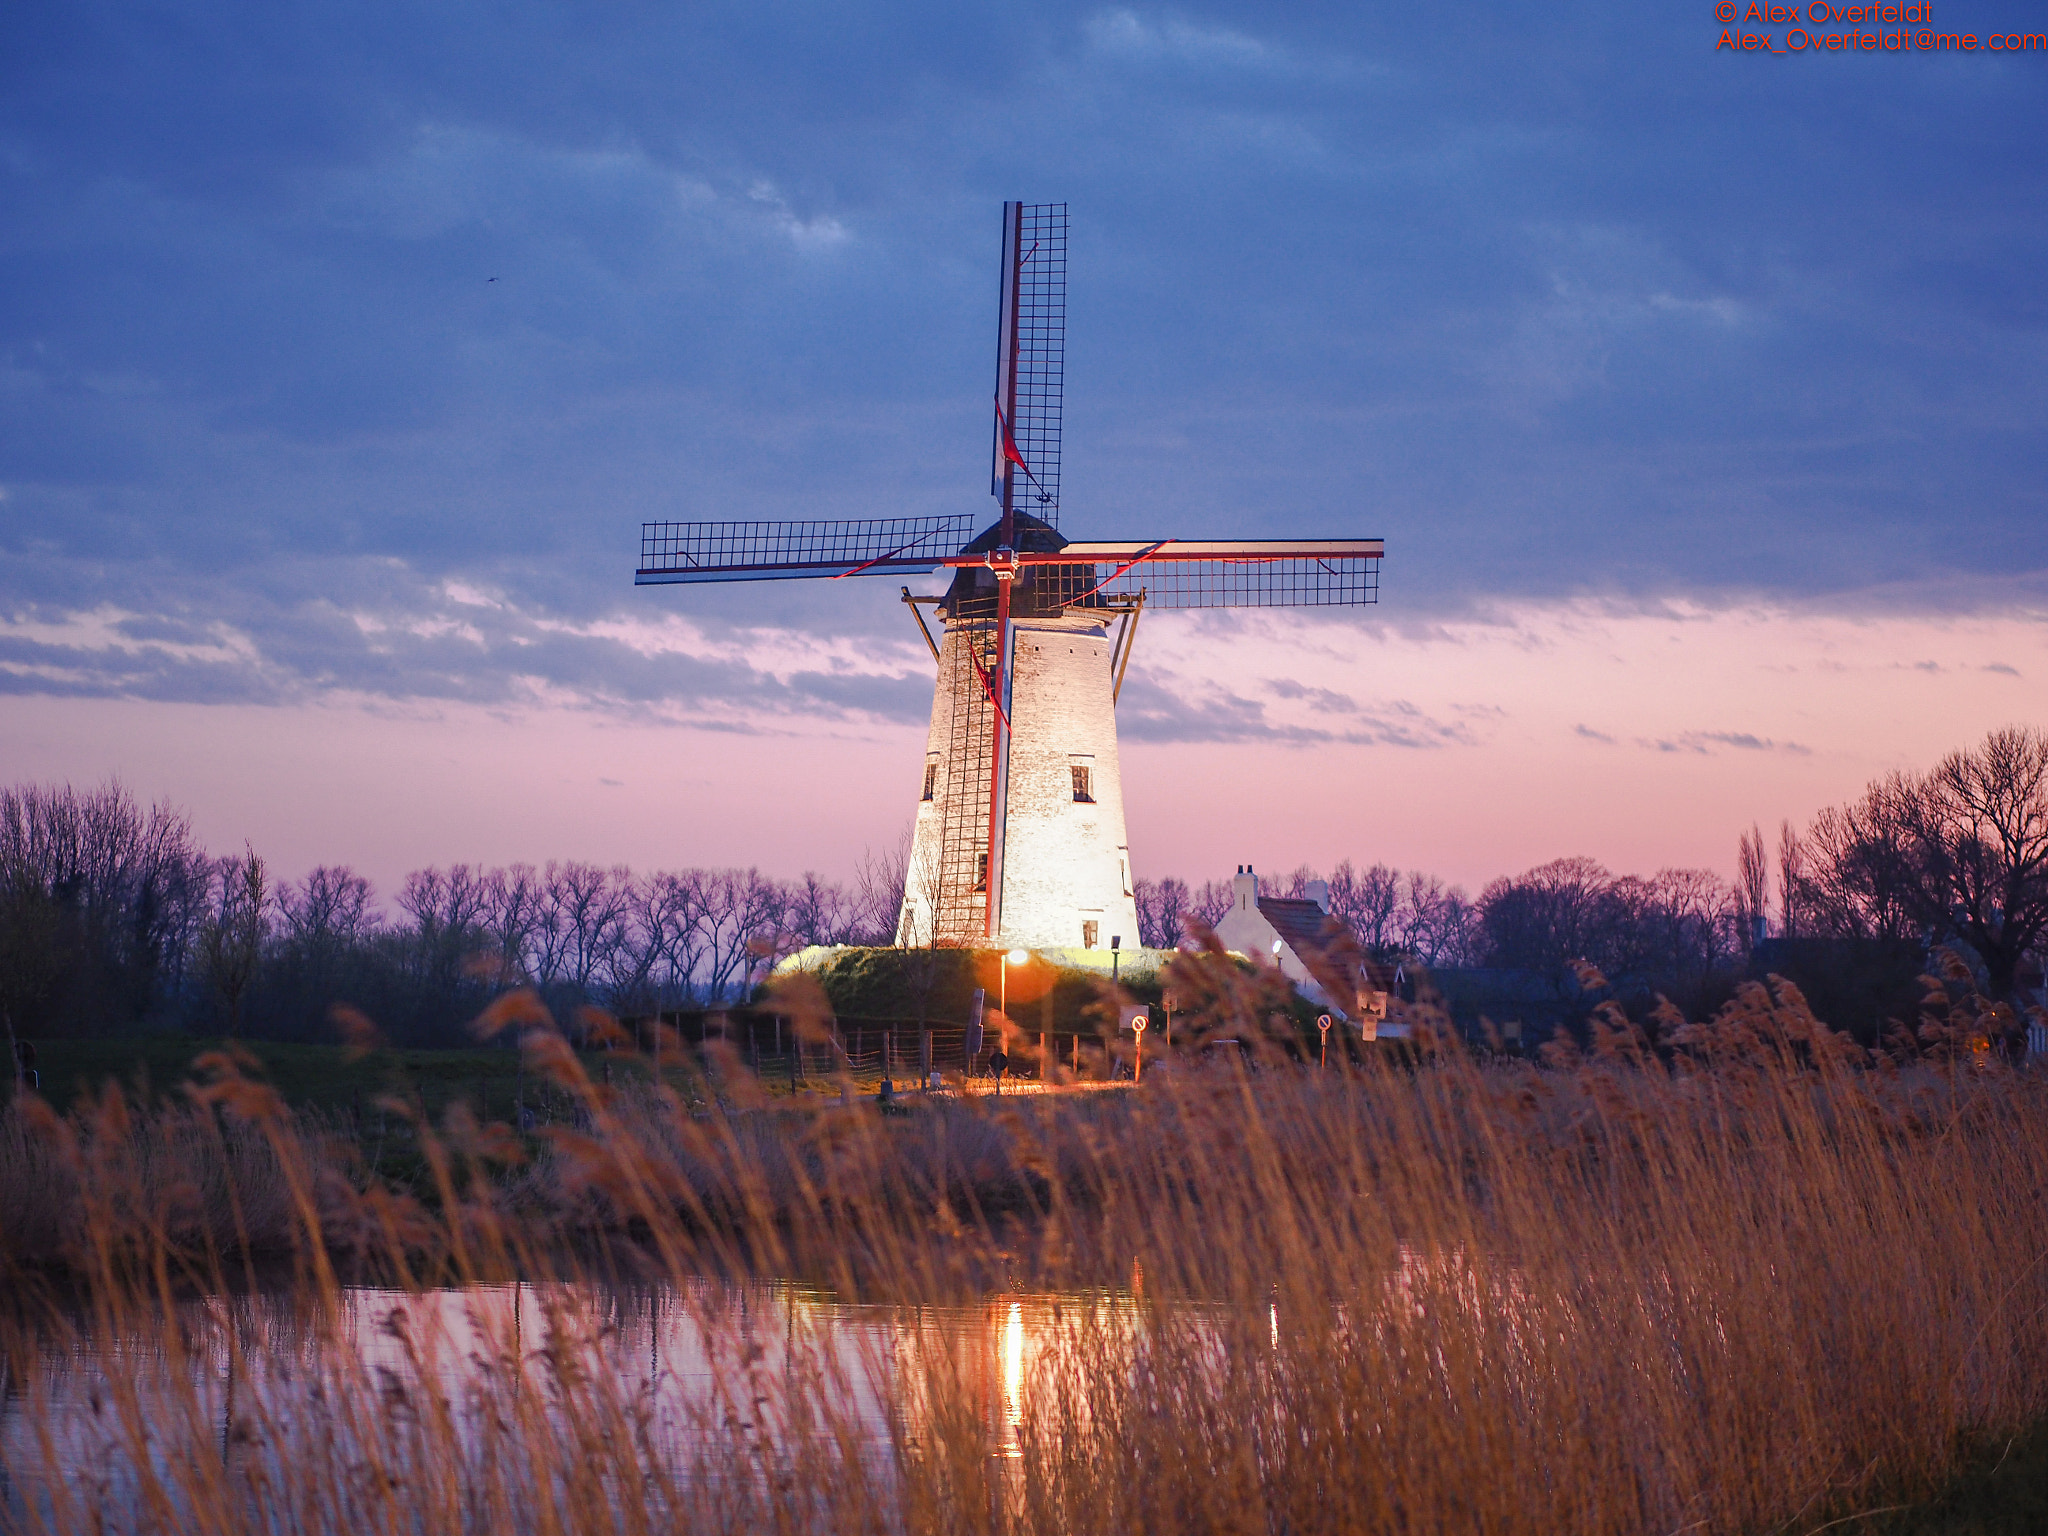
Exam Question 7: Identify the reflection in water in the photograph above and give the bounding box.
[0,1247,1527,1527]
[1002,1301,1025,1451]
[0,1275,1145,1518]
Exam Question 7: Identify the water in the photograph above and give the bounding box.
[0,1274,1146,1525]
[0,1249,1519,1528]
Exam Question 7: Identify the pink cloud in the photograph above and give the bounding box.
[1,598,2041,900]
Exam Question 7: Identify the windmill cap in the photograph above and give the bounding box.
[957,509,1067,556]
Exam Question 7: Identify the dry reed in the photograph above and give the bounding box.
[3,966,2046,1535]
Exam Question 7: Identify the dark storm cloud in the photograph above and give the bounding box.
[2,0,2044,726]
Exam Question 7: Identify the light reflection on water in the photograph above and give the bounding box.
[0,1247,1532,1521]
[0,1274,1138,1501]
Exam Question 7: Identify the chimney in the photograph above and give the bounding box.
[1305,879,1330,912]
[1233,865,1258,911]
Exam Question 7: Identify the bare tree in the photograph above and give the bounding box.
[1474,860,1606,974]
[1645,867,1739,987]
[1905,727,2048,1000]
[1327,861,1401,956]
[1778,820,1806,939]
[785,872,854,949]
[278,866,375,947]
[0,780,208,1033]
[541,862,632,997]
[697,869,787,1002]
[0,860,59,1060]
[1801,783,1922,947]
[527,869,574,989]
[1400,871,1479,967]
[894,830,946,949]
[1736,824,1769,950]
[609,871,696,1014]
[1185,879,1235,934]
[1278,864,1320,899]
[851,825,913,945]
[397,864,495,1004]
[1135,876,1191,948]
[200,848,267,1037]
[481,864,543,989]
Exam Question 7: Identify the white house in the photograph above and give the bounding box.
[1212,865,1398,1034]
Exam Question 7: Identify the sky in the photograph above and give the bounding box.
[2,0,2044,901]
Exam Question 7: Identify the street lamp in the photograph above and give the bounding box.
[1001,948,1029,1028]
[1110,933,1122,985]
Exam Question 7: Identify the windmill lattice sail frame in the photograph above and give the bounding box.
[992,202,1066,527]
[637,529,1381,606]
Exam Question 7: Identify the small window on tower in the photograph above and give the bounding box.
[1071,766,1094,803]
[921,762,937,801]
[974,853,989,892]
[1082,919,1100,949]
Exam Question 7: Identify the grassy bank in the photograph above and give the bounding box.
[3,959,2047,1535]
[5,1034,540,1119]
[2,1032,894,1122]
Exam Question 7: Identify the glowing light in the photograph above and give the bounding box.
[1006,948,1030,966]
[1002,1302,1025,1432]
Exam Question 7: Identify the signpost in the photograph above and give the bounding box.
[966,988,986,1077]
[1118,1003,1151,1083]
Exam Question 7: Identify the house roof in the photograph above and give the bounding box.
[1256,896,1369,1012]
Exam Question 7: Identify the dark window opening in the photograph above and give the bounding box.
[1082,919,1100,949]
[1071,766,1094,803]
[974,853,988,892]
[921,762,937,801]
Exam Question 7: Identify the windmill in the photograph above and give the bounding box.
[635,202,1382,952]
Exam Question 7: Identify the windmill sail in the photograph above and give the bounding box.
[991,202,1066,527]
[635,514,978,584]
[1049,538,1383,608]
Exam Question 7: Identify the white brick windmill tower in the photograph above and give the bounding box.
[636,202,1383,952]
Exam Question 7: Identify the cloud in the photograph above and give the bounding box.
[1575,723,1615,743]
[1083,10,1288,71]
[0,570,937,734]
[1118,669,1476,748]
[1265,677,1358,713]
[2,0,2044,749]
[1637,730,1811,757]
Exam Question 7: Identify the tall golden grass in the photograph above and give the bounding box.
[3,956,2047,1535]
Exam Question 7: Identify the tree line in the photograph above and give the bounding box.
[3,727,2041,1047]
[1138,859,1738,1010]
[0,785,909,1046]
[1136,727,2048,1030]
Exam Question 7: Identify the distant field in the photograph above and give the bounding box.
[5,1035,713,1120]
[4,1033,1018,1120]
